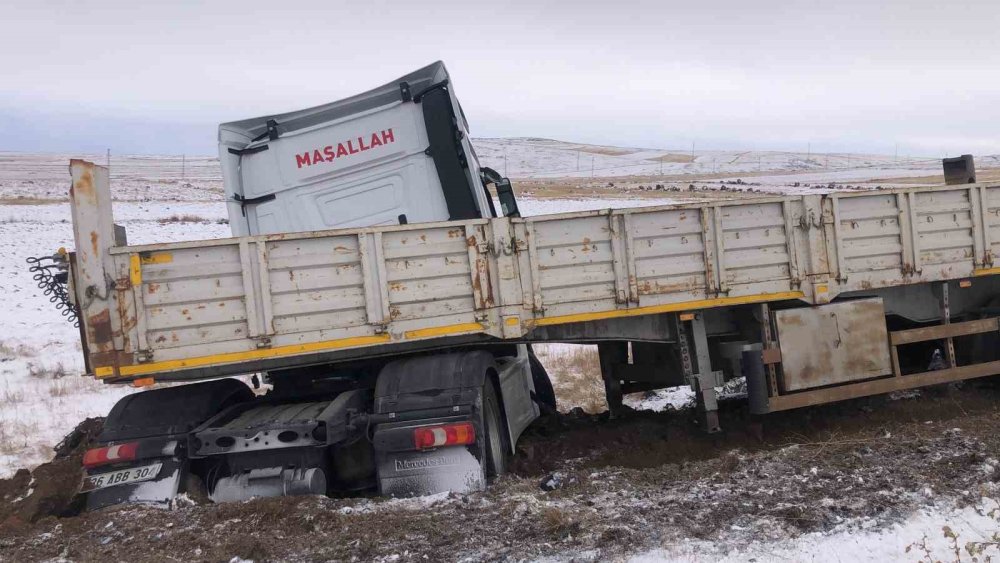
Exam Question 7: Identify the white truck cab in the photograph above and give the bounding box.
[219,61,516,236]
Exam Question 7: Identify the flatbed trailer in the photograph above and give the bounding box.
[70,159,1000,424]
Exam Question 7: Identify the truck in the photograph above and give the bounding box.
[41,61,1000,510]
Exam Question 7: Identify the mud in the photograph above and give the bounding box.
[0,418,102,530]
[1,386,999,562]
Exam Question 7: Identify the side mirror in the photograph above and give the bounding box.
[495,178,520,218]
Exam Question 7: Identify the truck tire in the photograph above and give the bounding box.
[482,381,509,480]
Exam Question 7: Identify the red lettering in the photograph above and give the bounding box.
[296,129,395,169]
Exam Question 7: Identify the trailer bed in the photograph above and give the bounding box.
[68,160,1000,383]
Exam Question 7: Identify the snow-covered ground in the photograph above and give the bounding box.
[637,497,1000,562]
[474,137,1000,184]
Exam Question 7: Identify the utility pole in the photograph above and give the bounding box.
[182,154,186,180]
[690,141,695,162]
[106,148,110,168]
[591,156,595,178]
[503,151,507,177]
[894,143,899,163]
[576,151,580,172]
[807,142,811,162]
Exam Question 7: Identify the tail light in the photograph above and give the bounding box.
[83,442,139,469]
[413,422,476,450]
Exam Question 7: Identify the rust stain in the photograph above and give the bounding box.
[637,277,700,295]
[333,245,350,254]
[147,283,160,294]
[470,256,495,308]
[466,235,477,248]
[448,229,463,239]
[155,335,167,343]
[90,231,99,257]
[420,234,427,242]
[88,310,113,347]
[75,166,94,196]
[288,270,295,281]
[389,281,405,291]
[181,309,189,315]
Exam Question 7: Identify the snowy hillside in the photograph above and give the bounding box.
[473,137,1000,183]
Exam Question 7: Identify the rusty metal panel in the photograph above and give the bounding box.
[718,201,791,286]
[913,188,975,270]
[529,213,617,308]
[69,161,123,359]
[628,207,709,298]
[382,225,476,322]
[835,193,905,275]
[266,234,367,334]
[983,186,1000,266]
[775,298,892,391]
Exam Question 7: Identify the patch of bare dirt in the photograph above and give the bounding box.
[1,387,999,562]
[0,418,102,532]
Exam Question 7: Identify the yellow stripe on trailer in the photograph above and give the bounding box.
[94,333,392,379]
[403,322,484,339]
[531,291,806,327]
[93,321,489,380]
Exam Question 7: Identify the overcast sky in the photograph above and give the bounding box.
[2,0,999,157]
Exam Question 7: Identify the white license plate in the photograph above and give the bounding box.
[82,462,162,492]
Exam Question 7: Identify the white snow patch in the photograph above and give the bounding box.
[624,387,695,412]
[632,498,1000,562]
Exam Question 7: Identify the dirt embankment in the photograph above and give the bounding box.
[0,418,102,530]
[1,386,999,562]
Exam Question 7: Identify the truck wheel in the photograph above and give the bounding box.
[482,381,509,480]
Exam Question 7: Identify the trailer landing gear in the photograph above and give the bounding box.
[677,313,724,433]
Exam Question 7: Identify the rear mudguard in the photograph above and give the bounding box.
[371,350,499,496]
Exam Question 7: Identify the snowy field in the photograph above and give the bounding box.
[474,137,1000,186]
[1,146,999,561]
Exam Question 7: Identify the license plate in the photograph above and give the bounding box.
[82,462,162,492]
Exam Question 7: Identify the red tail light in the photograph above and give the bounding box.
[413,422,476,450]
[83,442,139,469]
